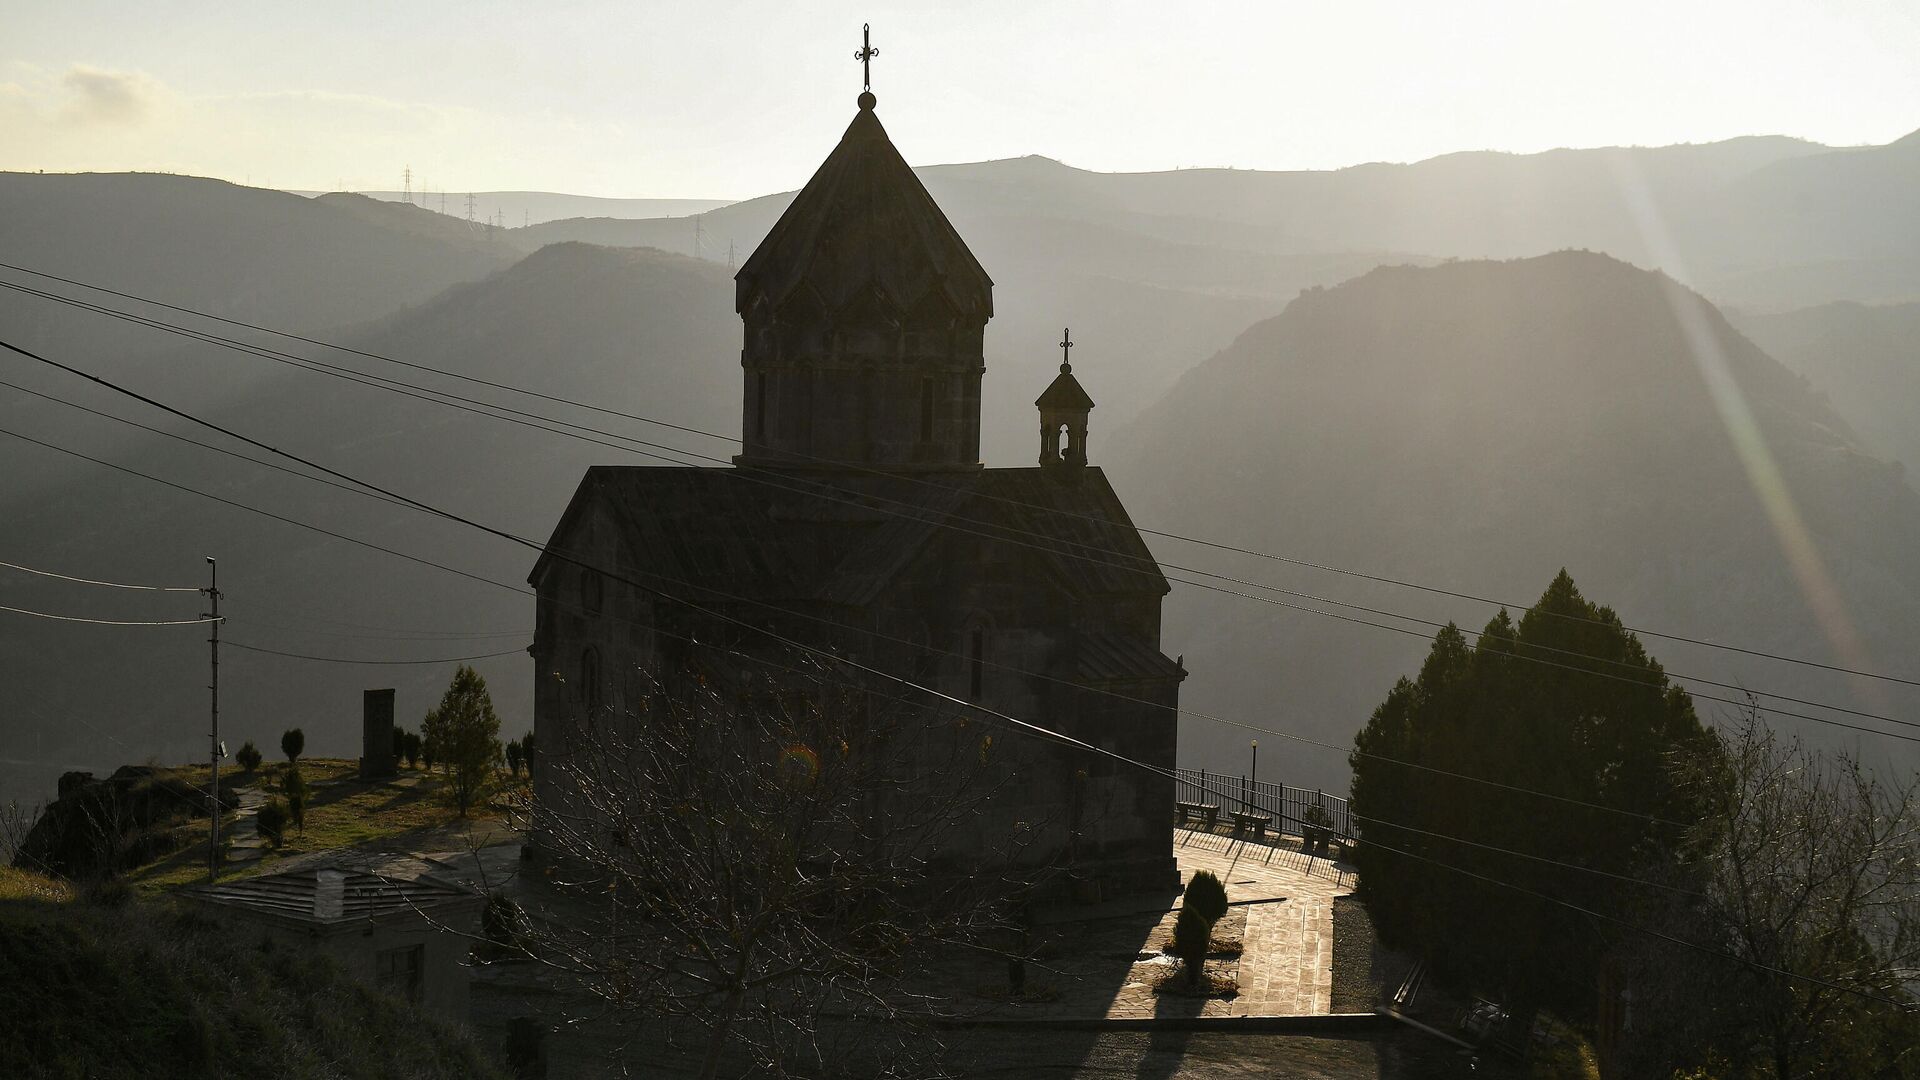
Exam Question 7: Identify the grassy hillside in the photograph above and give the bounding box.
[0,873,505,1079]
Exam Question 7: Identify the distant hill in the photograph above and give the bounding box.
[289,189,734,227]
[0,174,520,500]
[1733,300,1920,475]
[1105,252,1920,791]
[0,174,514,339]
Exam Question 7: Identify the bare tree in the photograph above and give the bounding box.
[1618,710,1920,1079]
[509,656,1052,1079]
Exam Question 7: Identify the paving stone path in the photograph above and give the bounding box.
[1167,828,1352,1017]
[879,827,1357,1022]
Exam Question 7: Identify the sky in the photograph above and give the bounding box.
[3,0,1918,201]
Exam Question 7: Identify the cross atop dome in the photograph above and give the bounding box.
[855,23,879,105]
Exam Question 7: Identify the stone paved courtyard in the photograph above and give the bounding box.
[926,826,1359,1022]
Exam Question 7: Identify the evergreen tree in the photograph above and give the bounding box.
[280,727,304,767]
[420,665,503,816]
[1349,570,1713,1026]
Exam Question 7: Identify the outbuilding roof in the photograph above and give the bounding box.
[186,864,480,929]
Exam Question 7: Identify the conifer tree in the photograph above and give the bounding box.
[421,665,503,816]
[1350,570,1713,1026]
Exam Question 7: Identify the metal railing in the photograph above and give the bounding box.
[1173,767,1354,840]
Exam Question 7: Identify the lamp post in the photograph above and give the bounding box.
[1249,740,1258,814]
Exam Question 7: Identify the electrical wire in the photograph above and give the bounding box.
[0,603,219,627]
[2,323,1909,744]
[5,260,1915,689]
[224,641,526,665]
[0,557,200,592]
[0,421,1691,828]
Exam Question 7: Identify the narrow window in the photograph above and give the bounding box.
[581,569,603,615]
[968,628,985,701]
[920,377,935,441]
[581,647,602,707]
[755,371,768,440]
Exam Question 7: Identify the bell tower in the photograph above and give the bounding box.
[1037,328,1095,469]
[732,62,993,472]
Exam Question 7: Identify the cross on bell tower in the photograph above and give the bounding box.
[1036,327,1095,471]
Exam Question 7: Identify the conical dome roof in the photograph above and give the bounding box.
[734,96,993,320]
[1037,362,1095,412]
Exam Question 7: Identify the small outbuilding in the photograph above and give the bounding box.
[187,863,484,1020]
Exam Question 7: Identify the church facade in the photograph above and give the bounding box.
[528,87,1185,898]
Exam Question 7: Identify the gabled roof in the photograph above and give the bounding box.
[529,465,1171,609]
[734,96,993,320]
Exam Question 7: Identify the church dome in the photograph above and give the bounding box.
[734,96,993,321]
[733,93,996,472]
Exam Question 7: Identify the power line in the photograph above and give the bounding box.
[7,330,1909,752]
[0,557,200,592]
[2,260,1914,690]
[224,641,526,665]
[0,603,219,627]
[0,311,1908,743]
[0,421,1688,829]
[0,376,426,516]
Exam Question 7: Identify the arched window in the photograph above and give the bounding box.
[580,569,603,615]
[580,647,602,707]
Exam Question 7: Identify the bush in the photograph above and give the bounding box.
[403,731,422,769]
[1184,870,1229,923]
[504,739,522,779]
[1172,906,1212,986]
[279,728,304,766]
[235,742,262,773]
[256,799,289,848]
[283,768,307,833]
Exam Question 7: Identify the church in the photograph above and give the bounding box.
[528,78,1186,898]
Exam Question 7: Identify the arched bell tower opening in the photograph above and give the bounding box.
[1037,328,1095,471]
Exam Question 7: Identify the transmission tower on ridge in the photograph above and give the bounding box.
[403,165,413,205]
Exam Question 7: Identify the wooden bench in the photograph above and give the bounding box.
[1176,801,1221,830]
[1229,811,1272,843]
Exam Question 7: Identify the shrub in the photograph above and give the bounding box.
[280,728,305,766]
[1172,906,1212,986]
[283,768,308,833]
[403,731,422,769]
[235,742,263,773]
[1184,870,1229,923]
[256,799,289,848]
[504,739,523,779]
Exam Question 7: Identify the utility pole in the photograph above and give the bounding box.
[404,165,413,205]
[202,557,222,883]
